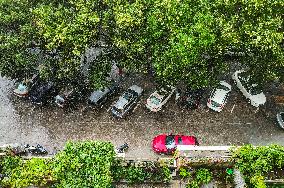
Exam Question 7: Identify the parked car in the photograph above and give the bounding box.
[55,87,77,108]
[176,88,205,109]
[232,70,266,107]
[88,83,119,107]
[13,74,39,97]
[111,85,143,118]
[146,86,175,112]
[29,81,57,105]
[207,81,231,112]
[152,134,198,154]
[277,112,284,129]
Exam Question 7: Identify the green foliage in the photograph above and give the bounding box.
[147,0,225,88]
[88,52,113,89]
[0,0,283,88]
[232,144,284,188]
[195,168,212,185]
[0,156,54,188]
[52,141,116,188]
[0,156,22,176]
[102,0,149,73]
[186,180,199,188]
[213,0,284,84]
[125,166,148,183]
[0,0,39,79]
[179,167,192,179]
[250,174,266,188]
[181,167,213,188]
[111,160,171,184]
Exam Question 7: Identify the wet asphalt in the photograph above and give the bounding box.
[0,74,284,159]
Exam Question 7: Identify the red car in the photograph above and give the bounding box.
[152,134,198,154]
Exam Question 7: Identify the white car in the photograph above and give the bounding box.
[207,81,231,112]
[232,70,266,107]
[146,86,175,112]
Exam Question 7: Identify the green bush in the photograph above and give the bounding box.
[195,168,212,185]
[52,141,116,188]
[111,160,171,184]
[232,144,284,188]
[0,156,54,188]
[179,167,192,179]
[181,167,212,188]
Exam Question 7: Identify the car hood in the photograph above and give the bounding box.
[89,88,110,103]
[277,112,284,120]
[129,85,143,95]
[250,92,266,105]
[211,89,229,104]
[147,92,163,107]
[152,135,167,152]
[180,136,197,145]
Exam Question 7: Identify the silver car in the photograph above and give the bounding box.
[277,112,284,129]
[111,85,143,118]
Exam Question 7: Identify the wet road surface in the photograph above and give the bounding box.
[0,75,284,159]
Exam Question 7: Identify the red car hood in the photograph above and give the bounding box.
[179,135,197,145]
[152,135,167,153]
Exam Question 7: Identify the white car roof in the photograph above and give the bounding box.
[211,81,231,104]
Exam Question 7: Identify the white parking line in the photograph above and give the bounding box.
[231,104,235,113]
[107,106,112,112]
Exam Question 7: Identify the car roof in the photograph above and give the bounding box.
[114,97,129,109]
[114,85,142,109]
[211,81,231,104]
[89,87,110,102]
[129,85,143,94]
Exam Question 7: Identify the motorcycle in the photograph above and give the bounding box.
[24,144,48,155]
[116,143,129,153]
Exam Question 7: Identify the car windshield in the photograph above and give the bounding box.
[250,85,262,95]
[113,106,123,113]
[238,73,250,89]
[165,135,176,149]
[281,113,284,120]
[150,95,161,105]
[238,72,261,94]
[186,97,195,104]
[218,84,230,91]
[123,89,136,101]
[211,100,221,107]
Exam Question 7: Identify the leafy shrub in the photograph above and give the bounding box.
[0,157,54,188]
[52,141,116,188]
[181,168,212,188]
[0,156,21,176]
[125,166,148,183]
[111,160,171,184]
[195,168,212,185]
[232,144,284,188]
[179,167,192,179]
[250,174,266,188]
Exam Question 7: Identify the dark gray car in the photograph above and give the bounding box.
[88,84,119,107]
[111,85,143,118]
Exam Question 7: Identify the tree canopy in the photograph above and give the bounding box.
[0,0,283,89]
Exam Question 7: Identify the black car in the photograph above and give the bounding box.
[55,88,77,108]
[29,81,57,105]
[176,89,204,109]
[88,83,119,107]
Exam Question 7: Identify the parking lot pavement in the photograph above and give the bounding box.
[0,75,283,159]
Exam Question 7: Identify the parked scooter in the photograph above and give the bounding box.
[24,144,48,155]
[11,144,48,155]
[116,143,129,153]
